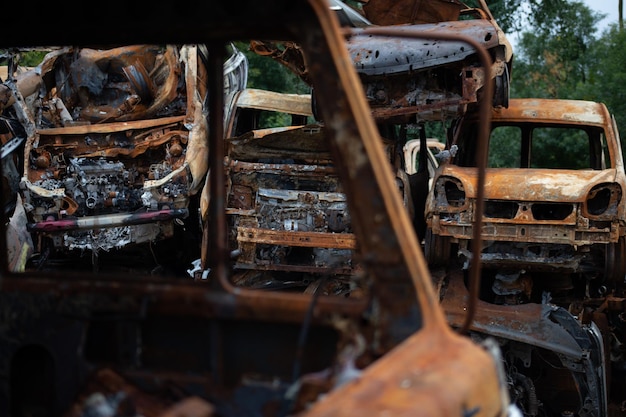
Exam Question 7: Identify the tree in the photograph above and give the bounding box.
[507,1,602,99]
[581,25,626,150]
[485,1,621,167]
[487,0,572,34]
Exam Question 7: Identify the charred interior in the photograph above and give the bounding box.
[225,125,372,295]
[2,45,215,273]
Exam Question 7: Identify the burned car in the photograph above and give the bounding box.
[0,0,517,416]
[251,0,513,123]
[403,138,445,177]
[426,98,626,416]
[246,0,514,249]
[221,89,418,293]
[425,97,626,281]
[0,44,246,273]
[224,123,379,294]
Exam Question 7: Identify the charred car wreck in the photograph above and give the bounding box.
[246,0,513,247]
[252,0,513,123]
[225,124,362,293]
[426,98,626,281]
[1,44,246,273]
[221,88,418,293]
[426,98,626,416]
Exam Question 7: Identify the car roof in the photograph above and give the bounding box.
[231,88,313,116]
[491,98,611,127]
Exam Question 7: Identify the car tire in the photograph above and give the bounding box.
[493,64,510,108]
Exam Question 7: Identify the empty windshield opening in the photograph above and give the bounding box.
[462,123,609,170]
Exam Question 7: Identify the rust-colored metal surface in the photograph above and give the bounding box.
[223,124,373,285]
[439,268,618,416]
[362,0,465,25]
[298,324,506,417]
[236,227,356,249]
[6,44,214,263]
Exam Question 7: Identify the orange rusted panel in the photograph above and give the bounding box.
[237,226,357,249]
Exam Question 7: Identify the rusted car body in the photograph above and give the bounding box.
[222,88,358,288]
[426,98,626,416]
[0,0,515,416]
[221,89,415,292]
[403,138,444,176]
[426,98,626,280]
[0,44,250,272]
[224,88,312,137]
[252,0,513,123]
[224,123,363,292]
[246,0,513,249]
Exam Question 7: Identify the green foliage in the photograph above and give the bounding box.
[19,51,47,67]
[484,0,526,33]
[488,126,520,168]
[530,127,590,169]
[581,25,626,152]
[487,0,584,35]
[487,125,595,169]
[234,41,310,94]
[510,1,601,99]
[0,49,46,70]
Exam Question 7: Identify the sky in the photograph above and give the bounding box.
[585,0,621,32]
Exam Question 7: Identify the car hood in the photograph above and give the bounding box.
[439,166,622,202]
[349,19,503,76]
[252,19,509,84]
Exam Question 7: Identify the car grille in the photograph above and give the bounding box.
[484,200,573,221]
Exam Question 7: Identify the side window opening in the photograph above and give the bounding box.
[233,109,315,137]
[233,108,259,136]
[486,125,603,170]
